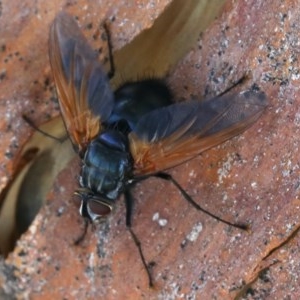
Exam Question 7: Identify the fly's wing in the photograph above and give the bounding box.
[49,12,114,154]
[129,90,267,176]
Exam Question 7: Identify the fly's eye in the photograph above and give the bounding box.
[88,199,112,217]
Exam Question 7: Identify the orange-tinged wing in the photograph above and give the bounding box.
[129,90,267,176]
[49,12,114,154]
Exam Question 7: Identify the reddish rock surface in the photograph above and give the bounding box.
[1,0,300,299]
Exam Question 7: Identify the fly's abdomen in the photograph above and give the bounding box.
[80,131,132,200]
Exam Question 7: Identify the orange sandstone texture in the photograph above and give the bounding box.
[1,0,300,299]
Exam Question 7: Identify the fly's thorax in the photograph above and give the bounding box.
[79,130,133,200]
